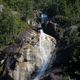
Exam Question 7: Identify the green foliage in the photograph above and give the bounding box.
[0,6,29,46]
[61,25,80,79]
[0,7,15,45]
[34,0,80,23]
[4,0,34,16]
[3,0,80,22]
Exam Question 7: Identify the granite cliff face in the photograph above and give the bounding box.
[5,29,56,80]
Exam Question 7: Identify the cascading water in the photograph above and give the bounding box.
[32,29,53,80]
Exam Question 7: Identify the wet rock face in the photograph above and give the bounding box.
[42,22,60,40]
[9,29,56,80]
[40,66,65,80]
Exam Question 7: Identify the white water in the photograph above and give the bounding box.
[33,30,53,80]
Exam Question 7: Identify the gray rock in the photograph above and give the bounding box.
[0,4,4,12]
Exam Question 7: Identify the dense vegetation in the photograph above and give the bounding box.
[0,0,80,79]
[0,0,30,47]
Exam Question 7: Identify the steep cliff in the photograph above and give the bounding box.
[0,28,56,80]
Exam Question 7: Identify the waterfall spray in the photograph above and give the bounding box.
[33,29,53,80]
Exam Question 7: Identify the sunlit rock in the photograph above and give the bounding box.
[8,28,56,80]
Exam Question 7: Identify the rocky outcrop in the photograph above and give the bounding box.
[0,28,56,80]
[42,22,60,41]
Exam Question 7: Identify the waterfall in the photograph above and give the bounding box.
[33,29,53,80]
[9,26,55,80]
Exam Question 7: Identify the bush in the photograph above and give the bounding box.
[0,6,29,46]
